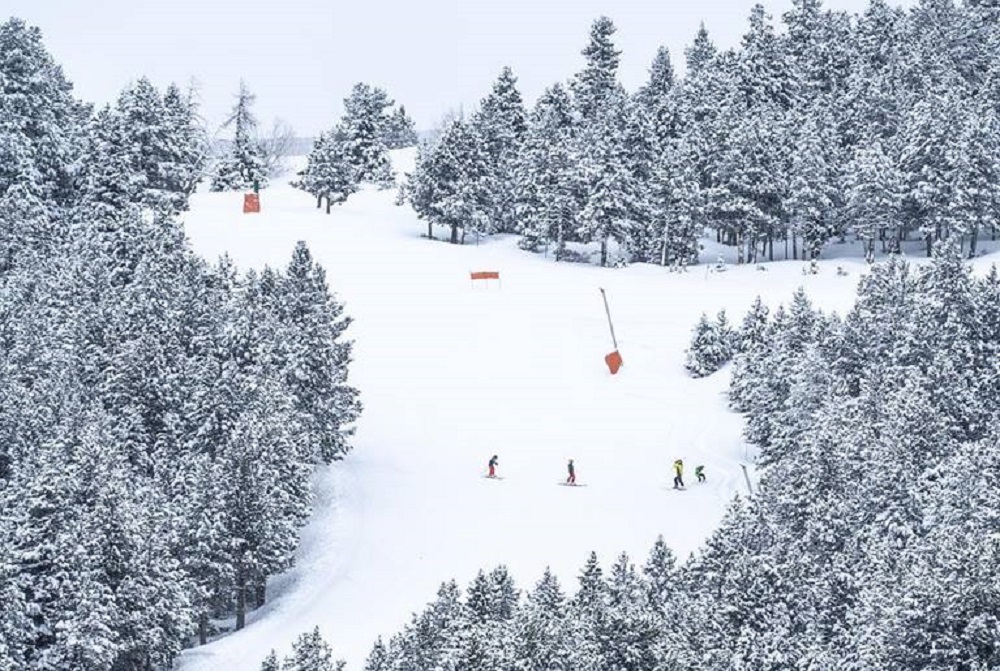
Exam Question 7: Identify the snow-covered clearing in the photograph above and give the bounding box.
[175,150,975,670]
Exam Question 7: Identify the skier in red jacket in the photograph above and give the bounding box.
[566,459,576,485]
[488,454,498,478]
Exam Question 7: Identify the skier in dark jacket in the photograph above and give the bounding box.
[695,465,705,483]
[673,459,685,489]
[488,454,498,478]
[566,459,576,485]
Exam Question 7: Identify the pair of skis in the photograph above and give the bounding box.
[483,475,587,487]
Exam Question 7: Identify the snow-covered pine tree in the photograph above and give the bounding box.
[735,296,770,354]
[649,141,702,268]
[642,535,677,613]
[296,129,359,212]
[684,23,718,77]
[738,4,798,111]
[383,105,418,149]
[638,46,676,140]
[0,175,54,276]
[602,553,660,671]
[511,568,570,671]
[951,99,1000,257]
[685,310,735,377]
[0,18,87,207]
[572,551,606,614]
[211,80,268,192]
[675,26,729,209]
[339,83,395,187]
[411,581,470,670]
[842,0,906,146]
[575,96,640,267]
[472,67,527,234]
[259,650,280,671]
[703,103,786,264]
[161,82,209,209]
[573,17,624,122]
[113,78,175,215]
[283,627,342,671]
[0,548,29,671]
[462,566,518,670]
[516,83,579,258]
[786,112,836,260]
[846,139,903,261]
[566,552,609,671]
[403,139,443,240]
[179,454,234,644]
[279,242,360,463]
[619,97,656,264]
[362,638,389,671]
[898,92,964,256]
[415,118,490,245]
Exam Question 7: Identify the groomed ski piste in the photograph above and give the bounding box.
[175,150,997,670]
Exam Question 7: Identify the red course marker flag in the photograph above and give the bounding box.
[605,350,623,375]
[243,193,260,213]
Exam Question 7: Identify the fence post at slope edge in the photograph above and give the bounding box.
[600,288,623,374]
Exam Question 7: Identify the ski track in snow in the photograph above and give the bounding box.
[174,150,961,670]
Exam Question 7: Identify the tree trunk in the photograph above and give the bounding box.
[793,234,798,260]
[325,197,332,215]
[600,237,608,267]
[235,567,246,631]
[784,233,789,260]
[199,612,209,645]
[428,221,433,240]
[316,194,322,209]
[768,234,774,262]
[970,221,980,258]
[460,227,467,245]
[925,234,933,257]
[255,581,266,609]
[450,224,459,244]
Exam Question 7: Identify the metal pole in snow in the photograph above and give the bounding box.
[599,288,619,350]
[741,464,754,498]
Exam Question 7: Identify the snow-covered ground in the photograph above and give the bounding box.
[174,150,958,670]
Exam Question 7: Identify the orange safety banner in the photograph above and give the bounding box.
[470,271,500,281]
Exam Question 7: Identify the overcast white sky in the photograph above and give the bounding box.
[7,0,915,137]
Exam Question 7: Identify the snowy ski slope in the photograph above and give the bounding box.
[176,150,894,670]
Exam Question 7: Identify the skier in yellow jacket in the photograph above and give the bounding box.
[673,459,685,489]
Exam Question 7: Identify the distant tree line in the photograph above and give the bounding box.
[0,18,361,670]
[403,1,1000,266]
